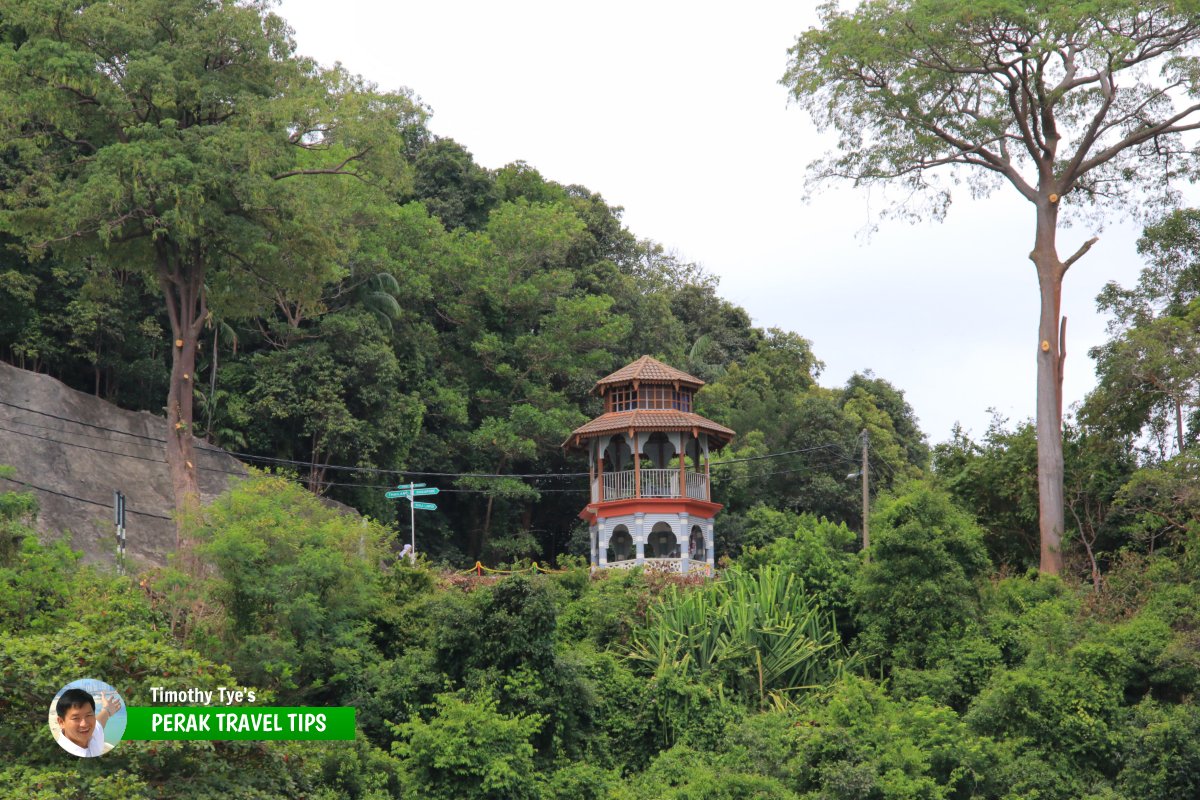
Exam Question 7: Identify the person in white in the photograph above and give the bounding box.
[54,687,121,757]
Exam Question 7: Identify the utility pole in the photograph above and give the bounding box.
[860,429,870,555]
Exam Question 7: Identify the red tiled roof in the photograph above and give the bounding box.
[594,355,704,390]
[563,409,734,449]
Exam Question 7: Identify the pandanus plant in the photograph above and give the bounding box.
[628,566,854,713]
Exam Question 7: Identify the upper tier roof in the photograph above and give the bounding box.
[593,355,704,392]
[563,409,735,450]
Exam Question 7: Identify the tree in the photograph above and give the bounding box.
[409,138,499,232]
[785,0,1200,574]
[0,0,422,555]
[853,481,991,671]
[1085,209,1200,455]
[195,476,391,704]
[395,691,543,800]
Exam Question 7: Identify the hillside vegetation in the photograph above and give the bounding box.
[3,474,1199,798]
[2,2,1200,796]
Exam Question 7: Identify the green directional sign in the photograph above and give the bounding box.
[386,487,438,500]
[385,483,438,559]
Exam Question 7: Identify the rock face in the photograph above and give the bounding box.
[0,361,246,567]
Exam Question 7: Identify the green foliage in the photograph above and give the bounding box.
[617,744,800,800]
[735,507,859,630]
[853,481,991,671]
[559,568,676,650]
[978,573,1077,669]
[1110,452,1200,555]
[223,309,424,511]
[934,418,1041,568]
[701,359,926,539]
[0,465,36,565]
[411,138,499,231]
[6,468,1200,796]
[394,691,543,800]
[1118,700,1200,800]
[784,0,1200,221]
[773,677,1003,800]
[5,2,1200,795]
[966,663,1123,795]
[842,372,930,472]
[628,566,851,714]
[0,766,151,800]
[1086,208,1200,454]
[194,475,389,703]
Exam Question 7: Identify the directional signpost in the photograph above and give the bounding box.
[386,483,440,558]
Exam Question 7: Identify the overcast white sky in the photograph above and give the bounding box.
[277,0,1154,445]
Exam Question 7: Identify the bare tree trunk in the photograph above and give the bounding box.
[158,244,207,568]
[1176,398,1185,455]
[1031,202,1066,575]
[478,455,508,560]
[1068,502,1102,592]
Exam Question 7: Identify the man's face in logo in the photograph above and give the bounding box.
[58,702,96,747]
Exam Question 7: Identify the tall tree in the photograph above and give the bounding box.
[1085,208,1200,455]
[0,0,422,553]
[785,0,1200,574]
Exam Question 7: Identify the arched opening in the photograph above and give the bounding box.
[602,435,635,500]
[647,522,679,558]
[640,432,676,468]
[603,435,632,472]
[689,525,706,561]
[641,433,678,497]
[607,525,633,563]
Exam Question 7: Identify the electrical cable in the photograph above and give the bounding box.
[0,398,229,454]
[0,397,902,483]
[709,442,847,466]
[0,475,172,520]
[0,422,247,477]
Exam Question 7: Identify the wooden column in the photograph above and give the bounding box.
[704,436,711,501]
[678,431,688,499]
[588,438,596,502]
[597,439,605,502]
[633,430,641,498]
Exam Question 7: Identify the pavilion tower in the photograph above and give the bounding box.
[564,355,734,573]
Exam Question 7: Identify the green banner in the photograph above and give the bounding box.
[125,707,355,740]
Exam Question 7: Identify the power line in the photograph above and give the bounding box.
[0,412,167,448]
[0,398,892,483]
[0,422,246,477]
[710,442,848,467]
[0,398,229,455]
[300,476,588,494]
[228,450,591,479]
[0,475,172,520]
[0,420,587,495]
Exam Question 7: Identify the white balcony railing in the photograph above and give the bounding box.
[596,469,709,502]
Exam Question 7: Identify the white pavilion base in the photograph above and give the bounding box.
[602,557,713,575]
[589,509,715,573]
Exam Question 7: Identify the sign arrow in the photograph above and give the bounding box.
[409,487,440,496]
[411,501,438,511]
